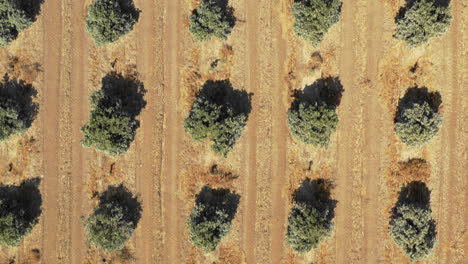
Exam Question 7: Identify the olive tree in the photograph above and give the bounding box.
[0,178,42,247]
[395,87,442,146]
[84,185,141,252]
[395,0,451,47]
[81,72,146,155]
[187,186,239,252]
[0,0,43,46]
[291,0,341,46]
[184,80,251,156]
[287,77,342,147]
[286,178,336,253]
[395,102,442,146]
[286,202,334,253]
[389,182,436,261]
[0,77,38,141]
[288,102,338,146]
[189,0,235,41]
[86,0,140,45]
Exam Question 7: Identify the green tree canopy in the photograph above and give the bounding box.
[286,179,336,253]
[395,0,451,47]
[0,178,42,247]
[0,0,43,46]
[0,76,38,141]
[287,77,342,147]
[84,185,141,252]
[394,87,442,146]
[81,72,146,155]
[188,186,239,252]
[189,0,235,41]
[291,0,341,46]
[86,0,140,46]
[389,181,436,261]
[184,80,251,156]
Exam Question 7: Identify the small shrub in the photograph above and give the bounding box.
[395,0,451,47]
[287,77,342,147]
[394,87,442,146]
[286,178,336,253]
[389,182,436,261]
[0,76,38,141]
[188,186,239,252]
[81,72,146,155]
[0,178,42,247]
[84,185,141,252]
[184,80,251,156]
[189,0,235,41]
[86,0,140,46]
[291,0,341,46]
[0,0,43,46]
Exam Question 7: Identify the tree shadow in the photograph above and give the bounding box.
[198,79,252,118]
[116,0,141,22]
[195,185,240,222]
[292,77,344,108]
[395,181,431,209]
[293,178,337,221]
[395,86,441,122]
[396,0,451,22]
[0,178,42,231]
[97,72,146,119]
[96,184,142,228]
[17,0,45,21]
[0,74,39,129]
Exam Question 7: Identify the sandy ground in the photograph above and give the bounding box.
[0,0,465,263]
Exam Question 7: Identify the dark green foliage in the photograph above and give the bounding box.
[0,0,43,46]
[0,178,42,247]
[188,186,239,252]
[189,0,235,41]
[390,181,436,261]
[81,72,146,155]
[291,0,341,46]
[184,80,251,156]
[288,102,338,146]
[395,0,451,47]
[86,0,140,46]
[287,77,342,147]
[286,178,336,253]
[84,185,141,252]
[394,87,442,146]
[0,76,38,141]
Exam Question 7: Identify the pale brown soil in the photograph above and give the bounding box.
[41,0,62,262]
[0,0,465,263]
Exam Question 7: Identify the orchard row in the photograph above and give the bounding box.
[0,0,451,47]
[0,174,436,261]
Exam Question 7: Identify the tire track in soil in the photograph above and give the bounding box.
[361,0,386,263]
[135,0,164,262]
[243,0,259,262]
[45,0,81,261]
[270,2,288,263]
[253,0,276,262]
[69,0,87,263]
[437,1,466,262]
[161,0,181,262]
[41,0,63,262]
[335,0,365,263]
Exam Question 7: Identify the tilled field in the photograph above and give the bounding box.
[0,0,465,263]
